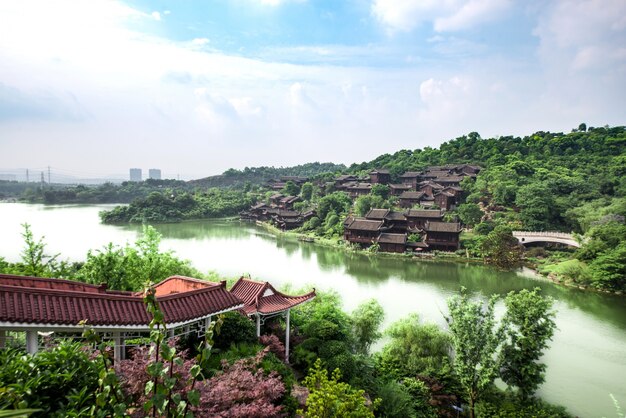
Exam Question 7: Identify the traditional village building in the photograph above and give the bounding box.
[269,193,284,206]
[405,209,444,231]
[418,181,445,197]
[434,175,465,187]
[424,221,462,251]
[278,195,301,210]
[385,210,408,233]
[398,191,426,208]
[272,210,302,230]
[0,274,244,360]
[346,182,372,199]
[344,218,385,246]
[376,233,407,253]
[434,191,457,211]
[399,172,421,189]
[279,176,309,185]
[230,277,315,363]
[389,183,413,196]
[369,169,391,185]
[364,208,390,221]
[334,175,358,190]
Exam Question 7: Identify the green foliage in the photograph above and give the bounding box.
[476,389,572,418]
[446,290,502,418]
[301,182,314,201]
[212,311,257,351]
[480,225,523,268]
[371,184,390,200]
[458,203,483,227]
[299,358,380,418]
[78,225,199,291]
[375,380,417,418]
[377,314,452,380]
[351,299,385,355]
[100,189,254,224]
[588,244,626,291]
[0,342,100,417]
[500,289,556,400]
[282,180,300,196]
[354,194,387,217]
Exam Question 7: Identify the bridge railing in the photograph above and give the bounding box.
[512,231,576,240]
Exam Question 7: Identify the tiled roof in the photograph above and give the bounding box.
[386,211,406,221]
[426,222,461,233]
[436,176,465,182]
[370,169,390,174]
[399,191,425,200]
[377,233,407,244]
[365,208,390,220]
[153,275,219,296]
[389,184,412,189]
[0,274,243,329]
[405,209,443,218]
[347,183,372,190]
[278,210,300,217]
[399,171,422,178]
[230,277,315,316]
[345,218,384,231]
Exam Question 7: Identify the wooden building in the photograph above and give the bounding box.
[399,171,421,189]
[389,183,412,196]
[424,221,462,251]
[344,218,385,246]
[418,181,445,197]
[376,233,407,253]
[370,169,391,185]
[346,182,372,199]
[405,209,444,231]
[398,191,426,208]
[434,191,456,211]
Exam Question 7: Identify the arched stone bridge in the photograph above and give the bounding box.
[512,231,581,248]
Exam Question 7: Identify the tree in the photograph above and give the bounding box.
[371,184,390,200]
[352,299,385,355]
[480,225,523,268]
[378,314,452,379]
[354,195,385,217]
[301,182,314,201]
[500,289,556,401]
[457,203,483,227]
[282,181,300,196]
[17,223,65,277]
[299,359,379,418]
[446,290,502,418]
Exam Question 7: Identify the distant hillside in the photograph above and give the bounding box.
[190,162,346,188]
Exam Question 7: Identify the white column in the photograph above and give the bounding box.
[168,328,175,338]
[256,314,261,338]
[113,332,123,362]
[0,330,6,348]
[26,330,38,354]
[285,309,290,364]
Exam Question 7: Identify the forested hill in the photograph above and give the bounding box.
[190,162,346,188]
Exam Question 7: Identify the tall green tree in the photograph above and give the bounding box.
[301,182,314,201]
[480,225,523,268]
[500,288,556,401]
[446,291,502,418]
[352,299,385,355]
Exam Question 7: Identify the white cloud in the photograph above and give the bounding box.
[371,0,511,33]
[256,0,306,6]
[151,11,161,21]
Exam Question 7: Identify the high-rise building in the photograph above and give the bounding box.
[148,169,162,180]
[129,168,142,182]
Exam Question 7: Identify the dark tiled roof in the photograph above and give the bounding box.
[365,208,390,220]
[370,169,390,174]
[399,191,425,200]
[347,183,372,191]
[419,181,444,189]
[389,183,412,189]
[0,274,243,328]
[230,277,315,316]
[435,176,465,183]
[377,233,407,244]
[278,210,299,218]
[399,171,421,178]
[426,222,461,233]
[405,209,443,218]
[345,218,384,231]
[386,211,406,221]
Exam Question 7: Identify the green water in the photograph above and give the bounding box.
[1,203,625,417]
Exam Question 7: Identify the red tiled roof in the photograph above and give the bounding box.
[230,277,315,316]
[153,275,219,296]
[0,274,243,329]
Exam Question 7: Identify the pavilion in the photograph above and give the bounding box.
[0,274,243,361]
[229,276,316,363]
[0,273,315,363]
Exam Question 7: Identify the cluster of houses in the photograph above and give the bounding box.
[344,208,462,253]
[241,165,481,252]
[333,164,480,210]
[240,191,315,230]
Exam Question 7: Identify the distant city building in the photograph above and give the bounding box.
[129,168,142,182]
[148,169,162,180]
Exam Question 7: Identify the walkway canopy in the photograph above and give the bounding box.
[230,277,315,362]
[0,274,244,359]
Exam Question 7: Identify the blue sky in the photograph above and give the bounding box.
[1,0,625,180]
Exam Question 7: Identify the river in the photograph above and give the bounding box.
[0,203,624,417]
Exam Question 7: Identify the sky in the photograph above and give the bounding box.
[0,0,625,180]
